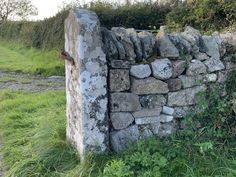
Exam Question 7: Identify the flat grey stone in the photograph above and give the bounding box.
[159,114,174,123]
[110,125,140,152]
[172,60,186,78]
[135,116,159,125]
[202,35,220,60]
[110,60,130,69]
[194,52,209,61]
[138,31,156,59]
[156,31,180,58]
[167,78,182,91]
[132,108,162,118]
[179,75,204,88]
[173,107,188,118]
[186,60,207,76]
[204,58,225,73]
[127,28,143,62]
[168,85,207,106]
[110,112,134,130]
[150,122,161,135]
[151,58,173,80]
[140,94,166,109]
[109,69,130,92]
[110,92,141,112]
[131,77,169,95]
[130,64,151,79]
[162,106,175,116]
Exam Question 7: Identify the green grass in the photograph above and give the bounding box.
[1,90,236,177]
[0,41,64,76]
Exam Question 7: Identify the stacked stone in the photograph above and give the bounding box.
[102,26,236,152]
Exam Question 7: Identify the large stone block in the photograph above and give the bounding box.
[179,75,203,88]
[204,58,225,73]
[168,85,207,106]
[172,60,186,78]
[131,77,169,95]
[110,112,134,130]
[130,64,151,79]
[186,60,207,76]
[167,78,182,91]
[132,108,162,118]
[110,125,140,152]
[140,94,166,109]
[156,31,180,58]
[109,69,130,92]
[110,92,141,112]
[65,9,109,158]
[135,116,159,125]
[202,35,220,60]
[151,58,173,80]
[138,31,156,59]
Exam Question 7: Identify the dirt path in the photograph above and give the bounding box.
[0,71,65,176]
[0,71,65,92]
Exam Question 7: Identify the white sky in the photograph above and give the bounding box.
[30,0,145,20]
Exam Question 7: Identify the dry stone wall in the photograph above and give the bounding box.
[65,9,236,158]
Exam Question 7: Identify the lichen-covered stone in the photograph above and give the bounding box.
[109,69,130,92]
[194,52,210,61]
[173,107,188,118]
[112,27,136,62]
[167,78,182,91]
[151,58,173,80]
[110,93,141,112]
[204,57,225,73]
[181,26,202,47]
[204,73,217,83]
[159,114,174,123]
[172,60,186,78]
[132,108,162,118]
[168,85,207,106]
[139,95,166,109]
[186,60,207,76]
[135,116,159,125]
[138,31,156,59]
[65,9,109,158]
[130,64,151,79]
[110,112,134,130]
[131,77,169,95]
[179,75,203,88]
[110,125,140,152]
[110,60,130,69]
[156,31,180,58]
[202,35,220,60]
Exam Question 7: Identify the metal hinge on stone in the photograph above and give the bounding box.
[61,51,75,65]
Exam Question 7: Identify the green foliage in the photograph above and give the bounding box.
[0,41,64,76]
[166,0,236,32]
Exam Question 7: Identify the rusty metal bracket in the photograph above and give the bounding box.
[61,51,75,65]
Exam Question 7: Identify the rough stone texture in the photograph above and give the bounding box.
[110,60,130,69]
[65,9,109,158]
[168,85,207,106]
[132,108,162,118]
[158,123,176,137]
[204,57,225,73]
[127,28,143,62]
[202,35,220,59]
[172,60,186,78]
[204,73,217,83]
[109,69,130,92]
[159,114,174,123]
[225,62,236,70]
[181,26,202,48]
[173,107,188,118]
[135,116,159,125]
[217,70,229,83]
[186,60,207,76]
[110,112,134,130]
[140,94,167,109]
[110,125,140,152]
[112,27,136,62]
[110,93,141,112]
[131,77,169,95]
[150,122,161,135]
[156,30,180,58]
[167,78,182,91]
[194,52,210,61]
[179,75,204,88]
[151,58,173,80]
[130,64,151,79]
[138,31,156,59]
[162,106,175,116]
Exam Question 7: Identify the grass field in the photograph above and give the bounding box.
[1,90,236,177]
[0,41,64,76]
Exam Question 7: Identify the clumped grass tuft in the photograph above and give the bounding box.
[0,41,64,76]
